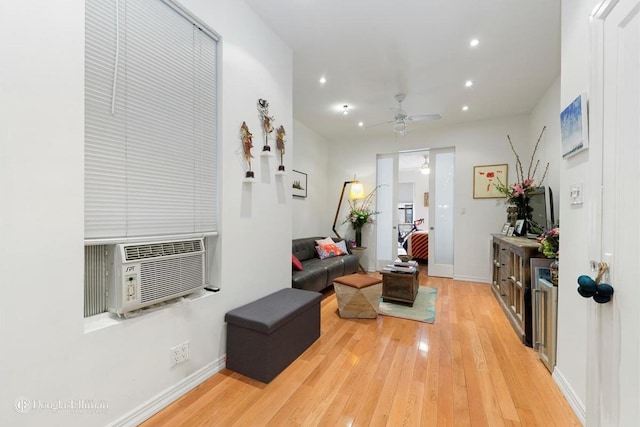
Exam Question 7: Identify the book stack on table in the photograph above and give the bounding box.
[382,259,418,274]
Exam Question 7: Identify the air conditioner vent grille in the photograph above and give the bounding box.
[124,239,203,261]
[140,255,204,303]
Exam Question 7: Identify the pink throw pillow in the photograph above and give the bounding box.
[292,254,304,271]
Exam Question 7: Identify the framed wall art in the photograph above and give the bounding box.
[561,93,589,158]
[473,164,508,199]
[292,170,307,198]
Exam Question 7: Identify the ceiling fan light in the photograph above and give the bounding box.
[420,154,430,174]
[393,121,406,133]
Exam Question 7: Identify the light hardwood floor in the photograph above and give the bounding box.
[142,267,580,426]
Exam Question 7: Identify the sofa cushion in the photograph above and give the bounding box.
[292,263,327,292]
[293,237,326,262]
[323,257,347,282]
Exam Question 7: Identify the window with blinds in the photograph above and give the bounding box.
[85,0,219,241]
[84,0,219,317]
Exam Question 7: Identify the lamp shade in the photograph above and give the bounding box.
[349,182,365,199]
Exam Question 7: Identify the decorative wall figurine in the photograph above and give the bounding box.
[276,125,286,172]
[257,98,274,152]
[241,121,254,178]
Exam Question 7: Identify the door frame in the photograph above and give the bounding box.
[586,1,623,425]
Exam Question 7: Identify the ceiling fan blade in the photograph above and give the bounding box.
[365,119,394,129]
[408,113,442,122]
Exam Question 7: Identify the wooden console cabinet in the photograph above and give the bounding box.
[491,234,543,346]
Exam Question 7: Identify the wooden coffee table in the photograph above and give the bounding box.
[380,270,419,306]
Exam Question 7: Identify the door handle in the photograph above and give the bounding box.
[577,262,614,303]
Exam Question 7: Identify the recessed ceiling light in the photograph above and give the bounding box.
[470,39,479,47]
[465,80,473,88]
[319,76,326,84]
[462,105,469,111]
[358,122,364,127]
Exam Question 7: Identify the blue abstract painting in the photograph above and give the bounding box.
[561,93,589,158]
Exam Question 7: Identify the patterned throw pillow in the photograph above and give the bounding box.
[315,243,345,259]
[292,254,304,271]
[315,237,335,247]
[335,240,348,254]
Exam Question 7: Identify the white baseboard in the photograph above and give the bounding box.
[552,367,586,426]
[453,274,490,284]
[108,355,226,427]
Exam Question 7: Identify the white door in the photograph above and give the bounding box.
[375,153,398,270]
[587,1,640,425]
[428,148,455,277]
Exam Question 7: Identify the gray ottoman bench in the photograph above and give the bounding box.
[224,288,322,383]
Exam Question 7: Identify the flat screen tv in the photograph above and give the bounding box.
[527,186,554,236]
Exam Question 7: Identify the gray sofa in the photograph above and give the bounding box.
[292,237,359,292]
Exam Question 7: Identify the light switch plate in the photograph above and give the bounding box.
[570,183,583,205]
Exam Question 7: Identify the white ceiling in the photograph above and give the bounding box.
[244,0,560,141]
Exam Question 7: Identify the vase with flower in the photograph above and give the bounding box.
[495,127,550,236]
[540,227,560,284]
[344,186,380,247]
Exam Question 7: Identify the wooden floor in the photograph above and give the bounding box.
[142,267,580,426]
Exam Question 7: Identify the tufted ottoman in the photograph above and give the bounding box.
[333,274,383,318]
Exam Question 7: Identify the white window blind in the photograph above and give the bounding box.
[85,0,218,240]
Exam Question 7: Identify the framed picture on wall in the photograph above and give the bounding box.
[423,192,429,207]
[561,93,589,158]
[473,164,508,199]
[292,170,307,198]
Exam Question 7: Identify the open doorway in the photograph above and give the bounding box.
[397,150,430,261]
[376,148,454,278]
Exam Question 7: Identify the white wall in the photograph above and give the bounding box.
[327,114,537,279]
[530,76,562,223]
[291,119,331,238]
[552,0,597,418]
[0,1,292,426]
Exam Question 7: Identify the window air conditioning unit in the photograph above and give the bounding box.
[108,238,205,316]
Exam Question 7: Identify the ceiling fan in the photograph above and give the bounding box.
[369,93,441,136]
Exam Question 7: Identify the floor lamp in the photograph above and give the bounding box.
[332,180,364,239]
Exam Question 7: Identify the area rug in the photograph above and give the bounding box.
[378,286,438,323]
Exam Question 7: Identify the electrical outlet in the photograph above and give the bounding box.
[181,341,189,362]
[169,341,190,368]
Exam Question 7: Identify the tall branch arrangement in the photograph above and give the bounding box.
[495,126,550,204]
